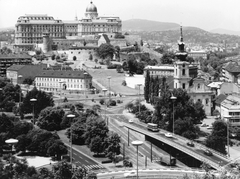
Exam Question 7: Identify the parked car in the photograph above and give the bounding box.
[201,123,208,127]
[204,149,213,156]
[165,133,173,138]
[207,125,213,129]
[128,119,134,123]
[124,171,136,178]
[187,141,195,147]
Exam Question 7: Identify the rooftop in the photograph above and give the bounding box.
[0,54,32,59]
[36,70,92,79]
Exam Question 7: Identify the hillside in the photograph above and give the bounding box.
[122,19,180,31]
[210,28,240,36]
[126,29,240,44]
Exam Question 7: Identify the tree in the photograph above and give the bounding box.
[21,87,54,117]
[105,132,121,160]
[127,55,137,76]
[89,135,106,155]
[22,76,34,85]
[160,52,175,64]
[53,161,72,179]
[83,116,109,146]
[205,120,227,154]
[97,43,115,59]
[13,121,33,137]
[89,53,93,61]
[37,107,65,131]
[47,139,67,160]
[144,70,150,103]
[73,56,77,61]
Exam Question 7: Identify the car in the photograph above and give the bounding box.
[201,123,208,127]
[204,149,213,156]
[165,133,173,138]
[124,171,136,178]
[207,125,213,129]
[187,141,195,147]
[128,119,134,123]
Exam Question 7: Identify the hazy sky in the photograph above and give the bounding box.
[1,0,240,31]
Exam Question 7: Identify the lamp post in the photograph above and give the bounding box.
[102,88,108,125]
[132,140,143,179]
[67,114,75,169]
[84,72,88,101]
[224,115,231,158]
[30,98,37,124]
[170,94,177,135]
[137,84,142,113]
[107,76,111,101]
[18,75,23,108]
[59,81,66,105]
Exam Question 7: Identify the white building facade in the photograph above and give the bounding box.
[35,70,92,93]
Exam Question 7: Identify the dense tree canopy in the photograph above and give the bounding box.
[21,87,54,117]
[37,107,65,131]
[205,120,227,154]
[97,43,115,59]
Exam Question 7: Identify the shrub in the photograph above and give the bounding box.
[108,100,116,106]
[99,99,105,105]
[122,80,127,86]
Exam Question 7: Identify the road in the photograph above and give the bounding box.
[123,122,231,169]
[97,169,208,179]
[57,131,106,172]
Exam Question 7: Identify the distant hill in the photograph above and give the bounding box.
[122,19,180,31]
[0,27,14,32]
[210,28,240,36]
[122,19,204,32]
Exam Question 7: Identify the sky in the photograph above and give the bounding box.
[1,0,240,31]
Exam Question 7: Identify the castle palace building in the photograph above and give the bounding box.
[14,1,122,51]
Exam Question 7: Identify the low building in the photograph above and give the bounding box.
[188,50,207,60]
[6,64,47,85]
[221,61,240,83]
[188,76,213,116]
[220,94,240,129]
[35,70,92,93]
[144,65,174,77]
[0,54,32,77]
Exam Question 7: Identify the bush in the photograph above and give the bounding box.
[108,100,116,106]
[99,99,105,105]
[122,80,127,86]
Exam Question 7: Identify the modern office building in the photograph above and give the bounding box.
[0,54,32,77]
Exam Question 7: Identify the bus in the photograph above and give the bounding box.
[147,123,159,132]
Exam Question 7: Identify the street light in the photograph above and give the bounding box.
[107,76,111,101]
[59,81,66,105]
[102,88,108,125]
[67,114,75,169]
[30,98,37,124]
[170,94,177,135]
[137,84,142,113]
[132,140,143,179]
[224,115,231,158]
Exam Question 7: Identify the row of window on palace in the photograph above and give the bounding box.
[36,83,88,88]
[36,78,88,83]
[17,33,64,37]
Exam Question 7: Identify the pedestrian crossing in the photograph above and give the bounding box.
[75,162,105,170]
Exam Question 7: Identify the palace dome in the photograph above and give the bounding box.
[86,1,97,12]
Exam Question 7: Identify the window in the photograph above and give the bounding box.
[197,84,201,89]
[206,98,209,105]
[182,83,185,89]
[182,69,185,76]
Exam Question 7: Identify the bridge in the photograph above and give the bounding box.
[123,122,231,170]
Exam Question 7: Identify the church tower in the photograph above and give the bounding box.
[174,26,191,90]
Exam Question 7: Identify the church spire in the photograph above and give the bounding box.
[175,26,188,61]
[180,26,183,42]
